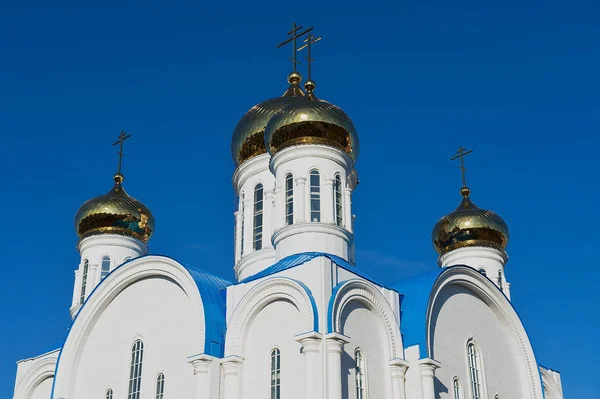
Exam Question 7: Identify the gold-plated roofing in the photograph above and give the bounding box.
[231,72,305,166]
[74,174,155,243]
[432,187,509,256]
[264,81,359,161]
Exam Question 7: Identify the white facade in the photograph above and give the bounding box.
[12,95,563,399]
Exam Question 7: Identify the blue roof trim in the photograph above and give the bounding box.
[52,254,231,398]
[239,251,398,293]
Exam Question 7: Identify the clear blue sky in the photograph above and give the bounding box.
[1,0,597,397]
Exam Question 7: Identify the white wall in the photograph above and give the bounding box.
[429,283,530,398]
[29,377,53,399]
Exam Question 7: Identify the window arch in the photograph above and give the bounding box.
[106,388,113,399]
[355,348,367,399]
[101,256,111,279]
[79,259,89,305]
[309,170,321,222]
[155,373,165,399]
[285,173,294,226]
[453,377,462,399]
[334,173,343,226]
[270,348,281,399]
[467,342,483,399]
[128,340,144,399]
[253,184,264,250]
[240,191,245,255]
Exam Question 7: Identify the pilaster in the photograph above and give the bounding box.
[221,356,243,399]
[296,332,323,399]
[325,333,350,399]
[188,354,214,399]
[418,358,441,399]
[389,359,410,399]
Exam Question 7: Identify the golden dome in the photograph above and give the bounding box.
[74,173,155,243]
[264,82,359,161]
[432,187,509,255]
[231,72,305,166]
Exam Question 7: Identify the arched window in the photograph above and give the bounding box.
[101,256,111,279]
[355,348,366,399]
[334,173,343,226]
[467,342,483,399]
[453,378,462,399]
[253,184,264,250]
[155,373,165,399]
[240,192,245,255]
[270,348,281,399]
[128,340,144,399]
[106,388,113,399]
[309,170,320,222]
[497,271,503,289]
[478,268,487,277]
[79,259,89,305]
[285,173,294,225]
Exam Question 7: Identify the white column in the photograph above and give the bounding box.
[296,332,322,399]
[295,177,307,223]
[504,281,511,300]
[234,211,241,263]
[242,198,253,255]
[274,186,284,229]
[189,354,213,399]
[323,178,335,223]
[222,357,242,399]
[88,264,99,296]
[325,333,350,399]
[71,269,81,308]
[418,358,441,399]
[389,359,410,399]
[263,189,275,249]
[344,187,353,232]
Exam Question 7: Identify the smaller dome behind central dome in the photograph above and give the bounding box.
[231,72,305,166]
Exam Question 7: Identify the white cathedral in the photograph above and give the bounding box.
[12,35,565,399]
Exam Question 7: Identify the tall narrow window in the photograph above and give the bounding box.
[155,373,165,399]
[106,388,113,399]
[253,184,264,250]
[79,259,89,305]
[270,348,281,399]
[334,173,343,226]
[128,340,144,399]
[453,378,462,399]
[497,271,503,289]
[240,192,245,255]
[310,170,320,222]
[355,349,366,399]
[467,342,483,399]
[285,173,294,225]
[101,256,111,279]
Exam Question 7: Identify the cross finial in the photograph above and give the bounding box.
[112,130,131,183]
[277,23,313,72]
[450,146,473,197]
[297,33,322,92]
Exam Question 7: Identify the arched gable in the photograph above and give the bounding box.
[13,353,57,399]
[426,266,544,399]
[327,279,403,359]
[52,255,225,399]
[224,277,318,356]
[540,367,563,399]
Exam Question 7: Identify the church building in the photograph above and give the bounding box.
[12,27,564,399]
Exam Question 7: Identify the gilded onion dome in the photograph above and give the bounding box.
[74,173,155,243]
[432,187,509,255]
[231,72,305,166]
[264,81,359,162]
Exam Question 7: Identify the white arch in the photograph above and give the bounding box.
[13,352,57,399]
[224,277,317,356]
[329,279,403,359]
[426,266,544,399]
[52,256,206,399]
[540,368,563,399]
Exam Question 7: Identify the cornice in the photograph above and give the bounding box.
[272,222,353,247]
[439,245,508,268]
[234,247,276,279]
[232,153,271,190]
[270,144,353,173]
[78,234,148,254]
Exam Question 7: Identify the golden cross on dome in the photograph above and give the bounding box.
[297,33,322,82]
[113,130,131,177]
[277,23,313,72]
[450,146,473,191]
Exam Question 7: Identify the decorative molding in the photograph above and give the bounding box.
[224,277,317,357]
[439,245,508,268]
[13,353,58,399]
[328,279,402,359]
[270,144,353,173]
[232,153,271,190]
[78,234,148,254]
[426,267,544,399]
[234,247,276,279]
[272,222,353,247]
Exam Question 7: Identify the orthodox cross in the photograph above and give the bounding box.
[450,146,473,188]
[277,23,313,71]
[297,34,322,81]
[113,130,131,176]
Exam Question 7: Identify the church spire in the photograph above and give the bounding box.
[112,130,131,184]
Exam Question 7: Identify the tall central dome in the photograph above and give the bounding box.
[231,72,305,166]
